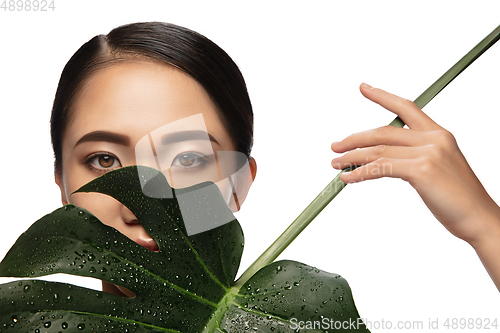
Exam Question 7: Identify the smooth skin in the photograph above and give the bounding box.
[331,83,500,291]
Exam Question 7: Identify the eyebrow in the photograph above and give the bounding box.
[75,131,130,147]
[161,130,220,146]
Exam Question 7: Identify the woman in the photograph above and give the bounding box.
[51,21,500,298]
[50,22,258,295]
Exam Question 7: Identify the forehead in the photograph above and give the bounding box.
[65,61,232,149]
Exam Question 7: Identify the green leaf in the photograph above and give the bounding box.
[0,166,368,332]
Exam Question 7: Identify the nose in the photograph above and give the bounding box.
[120,204,159,252]
[121,205,140,224]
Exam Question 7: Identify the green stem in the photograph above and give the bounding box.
[391,23,500,128]
[235,171,349,288]
[235,24,500,289]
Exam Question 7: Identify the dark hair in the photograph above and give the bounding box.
[50,22,253,175]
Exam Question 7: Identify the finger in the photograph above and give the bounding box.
[331,125,431,153]
[359,83,442,131]
[331,145,425,170]
[340,157,415,184]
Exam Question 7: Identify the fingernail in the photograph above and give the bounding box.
[361,83,373,89]
[331,158,341,169]
[340,171,351,183]
[331,141,341,147]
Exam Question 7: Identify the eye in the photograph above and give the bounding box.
[171,152,208,169]
[85,153,122,172]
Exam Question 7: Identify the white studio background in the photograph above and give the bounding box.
[1,1,499,332]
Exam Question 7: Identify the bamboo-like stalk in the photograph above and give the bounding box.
[235,24,500,289]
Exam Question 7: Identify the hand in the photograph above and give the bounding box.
[331,83,500,290]
[331,83,500,248]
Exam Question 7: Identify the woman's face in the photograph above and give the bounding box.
[55,61,254,253]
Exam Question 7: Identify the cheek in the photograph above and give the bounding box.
[215,179,233,205]
[60,160,93,203]
[70,192,123,229]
